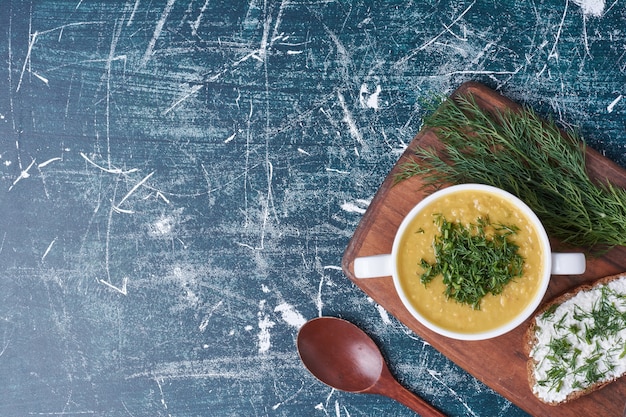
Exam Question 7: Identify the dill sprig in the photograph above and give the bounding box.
[420,215,524,310]
[396,94,626,251]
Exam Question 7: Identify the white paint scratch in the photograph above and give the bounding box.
[428,369,479,417]
[437,69,520,77]
[270,0,288,48]
[316,275,324,317]
[8,159,36,191]
[156,191,171,204]
[224,132,237,143]
[394,1,476,67]
[162,84,203,115]
[607,94,622,113]
[38,157,62,168]
[271,381,305,410]
[190,0,211,35]
[258,5,272,62]
[141,0,177,67]
[359,84,382,110]
[274,302,306,329]
[127,0,141,26]
[199,300,224,332]
[549,0,569,60]
[572,0,605,17]
[341,199,369,214]
[17,22,105,93]
[340,202,366,214]
[99,277,128,295]
[154,377,171,416]
[80,152,139,175]
[232,50,264,67]
[326,168,349,174]
[32,72,49,86]
[113,171,155,214]
[127,352,302,381]
[323,265,342,271]
[42,238,57,262]
[16,31,39,93]
[323,24,350,69]
[337,92,364,146]
[257,300,275,354]
[376,304,392,325]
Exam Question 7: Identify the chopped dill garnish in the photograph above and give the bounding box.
[542,304,559,319]
[620,343,626,359]
[419,214,524,310]
[576,352,604,385]
[546,337,572,363]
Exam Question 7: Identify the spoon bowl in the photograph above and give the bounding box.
[297,317,447,416]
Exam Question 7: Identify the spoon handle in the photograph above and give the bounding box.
[391,384,447,417]
[373,366,448,417]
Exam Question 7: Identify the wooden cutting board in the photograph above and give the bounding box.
[342,81,626,417]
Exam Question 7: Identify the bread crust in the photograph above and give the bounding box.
[525,272,626,405]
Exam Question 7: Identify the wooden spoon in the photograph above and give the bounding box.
[297,317,447,416]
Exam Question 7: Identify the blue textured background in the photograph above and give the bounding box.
[1,1,624,416]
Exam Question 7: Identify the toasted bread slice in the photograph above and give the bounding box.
[525,273,626,405]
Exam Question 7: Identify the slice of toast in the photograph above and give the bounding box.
[524,273,626,405]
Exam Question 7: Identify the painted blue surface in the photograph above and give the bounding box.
[0,1,624,416]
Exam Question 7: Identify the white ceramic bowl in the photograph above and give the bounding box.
[354,184,586,340]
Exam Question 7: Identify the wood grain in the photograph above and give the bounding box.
[342,81,626,417]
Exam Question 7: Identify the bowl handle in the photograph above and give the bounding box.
[551,253,586,275]
[354,254,393,279]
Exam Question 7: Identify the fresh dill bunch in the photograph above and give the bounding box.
[396,94,626,251]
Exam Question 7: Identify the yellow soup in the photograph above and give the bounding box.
[397,188,545,334]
